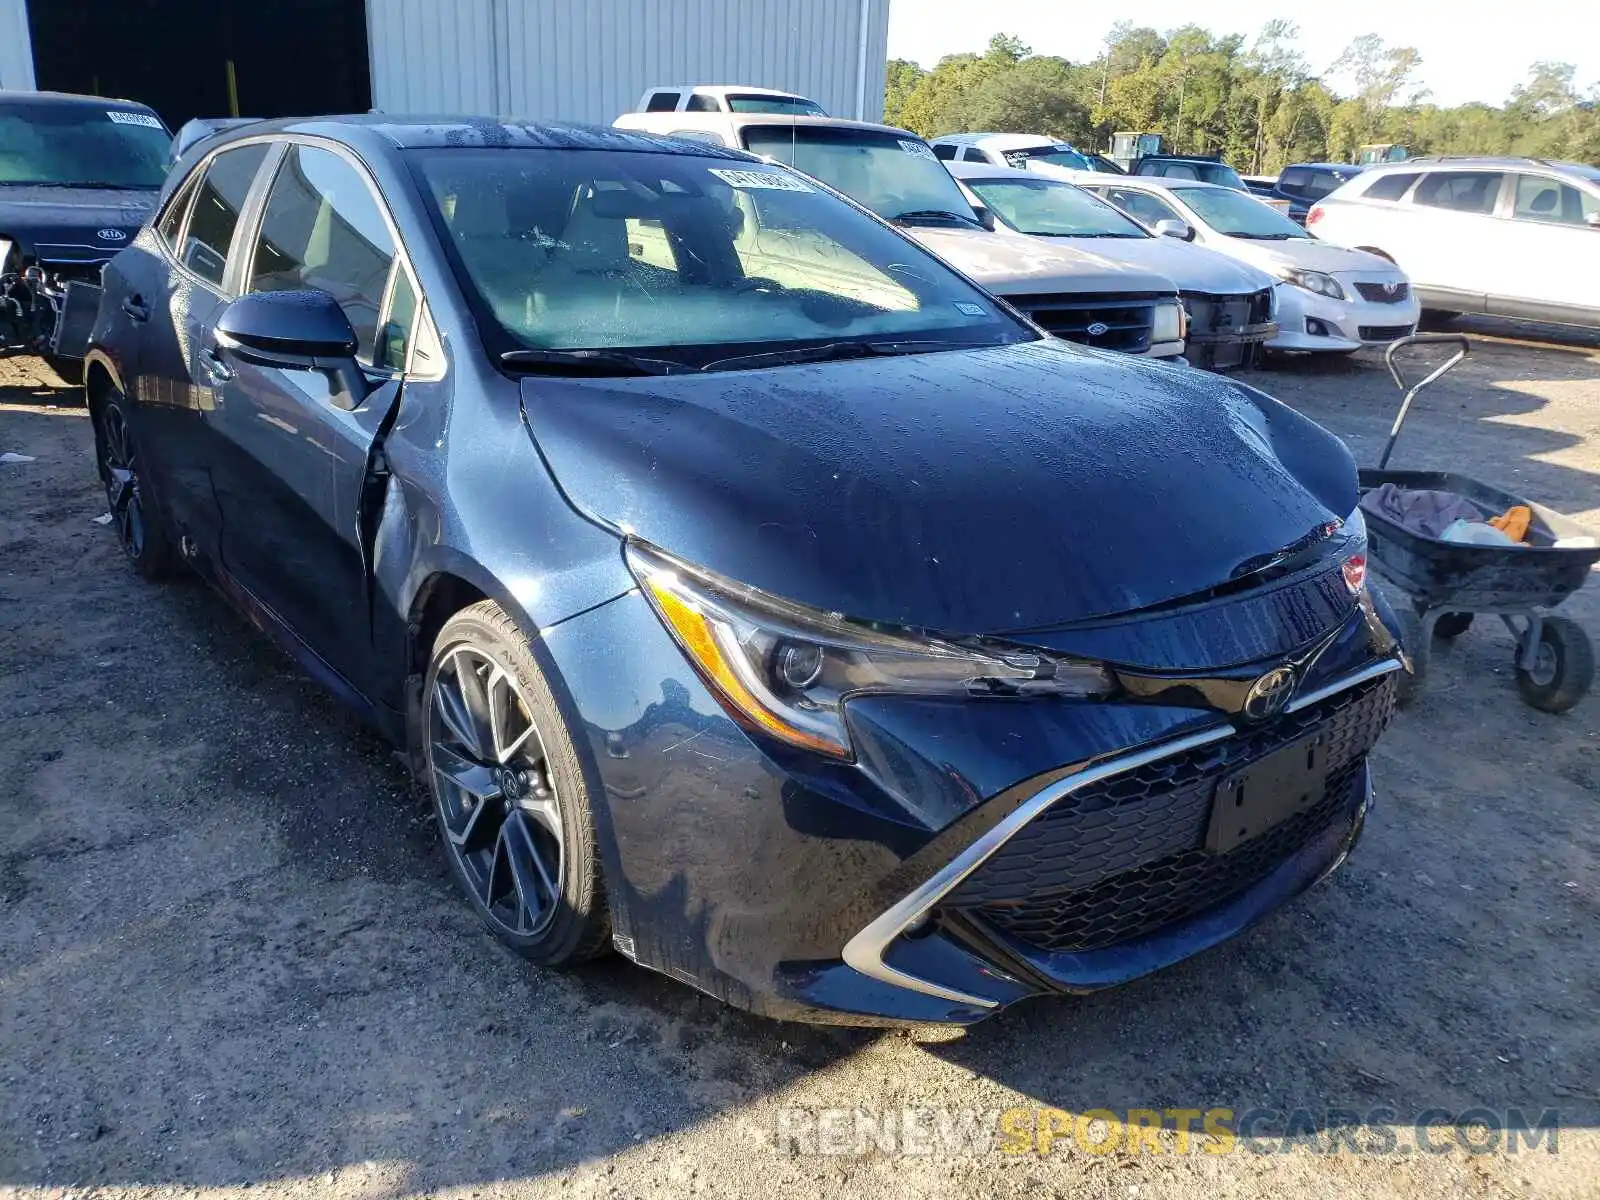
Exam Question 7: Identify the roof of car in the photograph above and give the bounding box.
[1091,176,1231,194]
[1364,155,1599,183]
[929,132,1063,150]
[1284,162,1362,172]
[947,161,1064,182]
[188,113,752,158]
[0,89,160,114]
[649,84,809,98]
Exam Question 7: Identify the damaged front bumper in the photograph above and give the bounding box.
[1181,287,1278,370]
[0,240,104,359]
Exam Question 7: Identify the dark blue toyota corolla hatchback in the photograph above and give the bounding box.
[84,116,1406,1025]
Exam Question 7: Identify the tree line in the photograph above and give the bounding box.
[884,24,1600,173]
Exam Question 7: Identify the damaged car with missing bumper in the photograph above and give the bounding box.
[85,117,1406,1025]
[0,91,168,374]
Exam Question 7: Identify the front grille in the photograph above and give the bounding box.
[1181,288,1275,369]
[1005,292,1156,354]
[1359,323,1415,342]
[947,673,1395,955]
[1355,281,1410,303]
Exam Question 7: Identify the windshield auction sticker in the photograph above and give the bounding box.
[898,139,939,160]
[708,168,813,192]
[107,110,164,129]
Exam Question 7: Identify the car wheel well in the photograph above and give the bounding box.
[408,573,490,671]
[84,361,113,419]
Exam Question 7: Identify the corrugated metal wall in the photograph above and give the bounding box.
[367,0,889,125]
[0,0,37,90]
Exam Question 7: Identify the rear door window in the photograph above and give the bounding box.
[181,143,270,287]
[644,91,680,112]
[248,144,398,362]
[1413,171,1505,214]
[684,93,720,112]
[1363,172,1418,201]
[932,143,958,161]
[1278,168,1310,197]
[1512,175,1600,226]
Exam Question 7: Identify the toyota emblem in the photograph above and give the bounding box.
[1085,321,1110,337]
[1383,280,1400,295]
[96,228,128,242]
[1242,666,1296,721]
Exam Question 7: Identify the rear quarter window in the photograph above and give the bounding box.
[644,92,681,112]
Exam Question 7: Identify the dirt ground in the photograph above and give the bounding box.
[2,325,1598,1200]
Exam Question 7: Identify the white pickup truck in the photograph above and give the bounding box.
[614,107,1187,360]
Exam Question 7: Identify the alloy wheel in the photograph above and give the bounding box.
[427,644,565,938]
[99,404,146,559]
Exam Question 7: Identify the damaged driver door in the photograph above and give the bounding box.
[200,141,419,702]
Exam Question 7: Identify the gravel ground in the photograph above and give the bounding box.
[2,324,1598,1200]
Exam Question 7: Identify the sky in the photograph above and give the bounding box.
[886,0,1600,109]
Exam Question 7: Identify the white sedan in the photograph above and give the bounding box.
[1082,176,1420,354]
[946,162,1280,369]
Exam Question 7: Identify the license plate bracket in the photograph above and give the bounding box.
[1206,734,1329,855]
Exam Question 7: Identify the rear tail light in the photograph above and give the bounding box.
[1341,552,1367,594]
[1306,205,1325,227]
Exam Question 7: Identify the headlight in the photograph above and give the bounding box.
[626,541,1114,759]
[1151,299,1185,344]
[1281,269,1346,301]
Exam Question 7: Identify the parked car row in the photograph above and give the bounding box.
[63,101,1408,1026]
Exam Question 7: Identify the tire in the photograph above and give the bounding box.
[1513,617,1595,714]
[1412,600,1474,640]
[93,388,182,580]
[422,599,612,965]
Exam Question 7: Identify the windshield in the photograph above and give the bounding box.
[739,125,976,224]
[727,94,826,116]
[1173,186,1309,239]
[1199,163,1248,191]
[411,148,1033,366]
[0,102,169,189]
[1003,146,1091,171]
[966,176,1147,238]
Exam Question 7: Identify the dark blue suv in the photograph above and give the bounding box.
[83,115,1405,1025]
[1272,163,1365,225]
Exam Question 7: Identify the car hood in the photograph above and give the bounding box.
[521,338,1359,634]
[904,226,1177,297]
[0,185,157,257]
[1010,231,1274,295]
[1217,236,1398,277]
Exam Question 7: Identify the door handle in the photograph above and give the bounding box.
[120,296,150,322]
[202,343,234,383]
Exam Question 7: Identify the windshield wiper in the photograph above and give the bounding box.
[499,348,692,377]
[3,180,156,190]
[702,339,980,373]
[1230,232,1294,240]
[888,208,982,228]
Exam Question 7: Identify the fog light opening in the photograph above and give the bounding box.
[1305,317,1333,338]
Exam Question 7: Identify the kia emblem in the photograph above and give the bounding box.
[1086,321,1110,337]
[97,228,128,242]
[1242,666,1296,721]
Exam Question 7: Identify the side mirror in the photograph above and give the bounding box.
[1154,218,1195,242]
[215,289,368,409]
[972,204,996,232]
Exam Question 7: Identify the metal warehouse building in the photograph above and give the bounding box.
[0,0,889,130]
